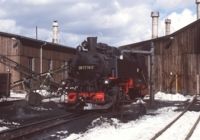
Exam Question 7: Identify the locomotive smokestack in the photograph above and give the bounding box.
[165,19,171,35]
[52,20,59,44]
[151,11,159,39]
[87,37,97,52]
[196,0,200,19]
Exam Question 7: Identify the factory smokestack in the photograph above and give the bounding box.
[165,19,171,35]
[52,20,59,43]
[151,11,159,39]
[196,0,200,19]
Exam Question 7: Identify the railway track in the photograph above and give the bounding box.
[150,95,200,140]
[0,99,23,107]
[185,113,200,140]
[0,112,92,140]
[184,96,200,140]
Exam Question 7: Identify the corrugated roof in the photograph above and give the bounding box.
[0,31,76,54]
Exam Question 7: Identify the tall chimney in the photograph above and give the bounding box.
[151,11,159,39]
[165,19,171,35]
[52,20,59,43]
[196,0,200,19]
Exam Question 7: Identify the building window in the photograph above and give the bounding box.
[48,59,53,70]
[28,57,35,72]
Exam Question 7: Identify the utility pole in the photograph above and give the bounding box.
[36,26,38,40]
[149,42,155,106]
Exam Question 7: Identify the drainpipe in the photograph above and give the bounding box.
[40,42,46,73]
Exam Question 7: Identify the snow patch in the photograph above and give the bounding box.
[62,107,180,140]
[157,111,200,140]
[50,130,69,139]
[31,106,52,111]
[154,91,191,101]
[190,115,200,140]
[9,91,26,100]
[0,126,8,132]
[42,97,62,103]
[0,119,20,126]
[36,90,51,97]
[89,117,120,129]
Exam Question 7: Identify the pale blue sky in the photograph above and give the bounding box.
[0,0,197,47]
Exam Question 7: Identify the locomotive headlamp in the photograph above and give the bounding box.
[104,80,109,84]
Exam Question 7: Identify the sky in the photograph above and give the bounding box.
[0,0,197,47]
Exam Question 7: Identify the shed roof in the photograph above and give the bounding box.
[0,31,76,54]
[119,19,200,49]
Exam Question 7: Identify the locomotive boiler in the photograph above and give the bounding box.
[64,37,147,110]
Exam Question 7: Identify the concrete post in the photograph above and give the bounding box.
[175,74,178,93]
[151,11,159,39]
[165,19,171,35]
[197,74,200,95]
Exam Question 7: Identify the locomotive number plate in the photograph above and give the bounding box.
[78,65,95,70]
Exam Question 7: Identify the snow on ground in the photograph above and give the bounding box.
[154,91,192,101]
[42,97,63,103]
[157,111,200,140]
[0,126,8,132]
[60,92,199,140]
[62,107,180,140]
[62,108,200,140]
[50,130,69,139]
[42,90,67,103]
[9,90,63,103]
[0,119,20,132]
[190,115,200,140]
[0,119,20,126]
[30,106,52,111]
[10,91,26,99]
[0,90,27,102]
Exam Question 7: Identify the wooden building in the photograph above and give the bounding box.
[0,31,76,90]
[120,19,200,95]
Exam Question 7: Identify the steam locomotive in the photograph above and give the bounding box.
[64,37,147,110]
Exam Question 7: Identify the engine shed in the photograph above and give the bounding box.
[120,19,200,95]
[0,31,76,90]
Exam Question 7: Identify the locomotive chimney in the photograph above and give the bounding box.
[87,37,97,52]
[165,19,171,35]
[196,0,200,19]
[151,11,159,39]
[52,20,59,44]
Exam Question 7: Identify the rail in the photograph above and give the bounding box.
[150,95,197,140]
[0,112,91,140]
[184,97,200,140]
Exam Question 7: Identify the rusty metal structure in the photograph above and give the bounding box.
[0,31,76,91]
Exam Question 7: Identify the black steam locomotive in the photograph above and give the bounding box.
[64,37,147,110]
